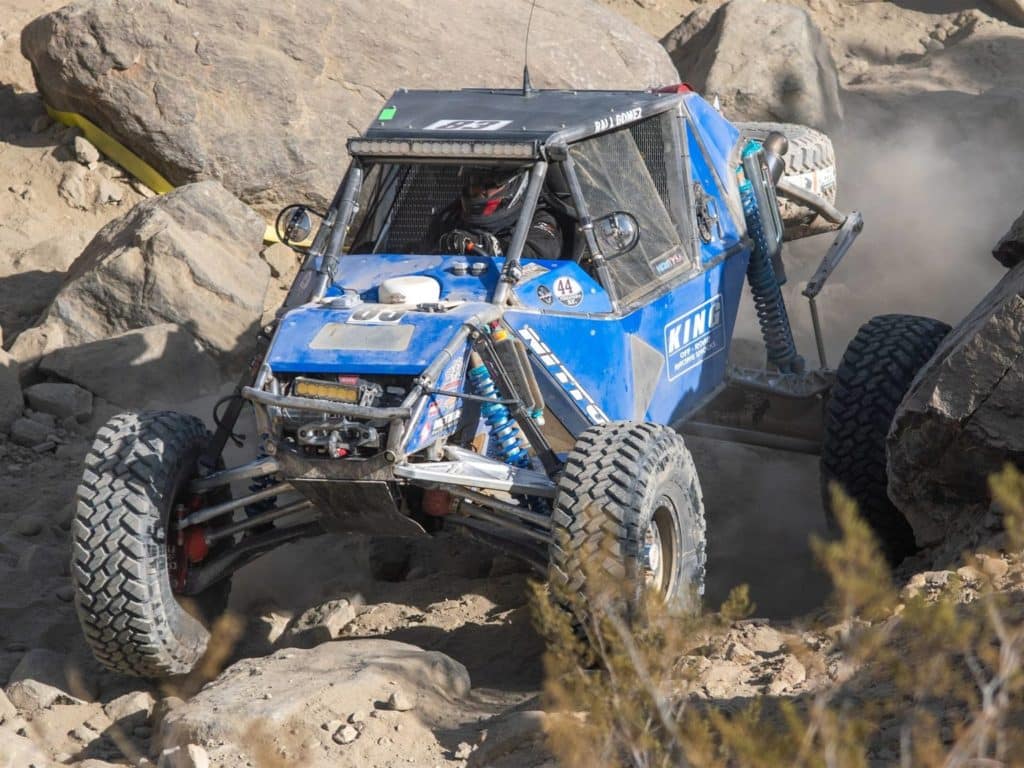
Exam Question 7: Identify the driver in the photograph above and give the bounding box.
[428,168,562,260]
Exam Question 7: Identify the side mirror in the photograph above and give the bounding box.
[274,204,315,246]
[593,211,639,257]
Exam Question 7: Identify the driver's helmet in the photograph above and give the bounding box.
[460,168,528,230]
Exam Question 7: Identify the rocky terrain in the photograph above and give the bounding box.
[1,0,1024,766]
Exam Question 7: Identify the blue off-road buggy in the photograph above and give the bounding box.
[71,85,949,677]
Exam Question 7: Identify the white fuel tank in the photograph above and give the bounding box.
[378,275,441,305]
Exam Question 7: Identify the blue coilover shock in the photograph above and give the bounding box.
[467,364,531,468]
[739,143,803,373]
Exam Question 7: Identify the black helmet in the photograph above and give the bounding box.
[461,168,528,230]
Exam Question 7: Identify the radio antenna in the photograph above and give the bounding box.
[522,0,538,96]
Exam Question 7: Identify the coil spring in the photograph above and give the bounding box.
[467,364,531,468]
[740,177,803,373]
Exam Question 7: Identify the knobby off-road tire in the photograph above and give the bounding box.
[550,422,706,627]
[72,411,230,678]
[822,315,950,562]
[737,121,838,240]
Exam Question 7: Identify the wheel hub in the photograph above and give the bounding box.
[642,520,664,590]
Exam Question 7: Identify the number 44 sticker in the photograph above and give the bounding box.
[552,276,583,307]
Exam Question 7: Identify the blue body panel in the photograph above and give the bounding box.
[504,252,749,427]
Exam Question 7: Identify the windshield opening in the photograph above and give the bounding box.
[570,115,695,306]
[345,161,540,257]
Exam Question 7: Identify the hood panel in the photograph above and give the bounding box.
[268,300,491,375]
[323,254,500,303]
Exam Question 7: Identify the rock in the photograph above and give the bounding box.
[23,382,93,422]
[39,323,224,409]
[26,410,57,428]
[9,417,49,447]
[58,162,93,209]
[158,744,209,768]
[0,689,16,723]
[0,349,22,431]
[992,0,1024,26]
[766,655,806,695]
[55,585,74,602]
[736,623,783,655]
[103,690,155,730]
[332,724,359,745]
[73,135,100,166]
[321,718,343,732]
[12,516,43,537]
[0,730,50,768]
[888,262,1024,547]
[96,178,124,205]
[662,0,842,129]
[698,659,750,699]
[20,182,268,375]
[977,554,1010,581]
[384,689,415,712]
[8,648,97,701]
[281,599,357,648]
[261,242,298,281]
[5,679,85,711]
[993,209,1024,268]
[470,710,549,767]
[156,640,470,767]
[31,114,52,133]
[21,0,676,218]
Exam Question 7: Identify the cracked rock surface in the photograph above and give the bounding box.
[20,0,677,218]
[889,260,1024,547]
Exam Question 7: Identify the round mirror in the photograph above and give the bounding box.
[593,211,640,257]
[274,204,314,246]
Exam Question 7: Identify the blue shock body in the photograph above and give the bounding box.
[467,364,531,468]
[739,142,803,374]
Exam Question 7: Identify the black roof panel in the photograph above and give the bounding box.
[362,88,680,144]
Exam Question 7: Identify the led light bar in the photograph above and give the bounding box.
[348,138,536,159]
[292,377,359,404]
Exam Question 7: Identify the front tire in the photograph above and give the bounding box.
[549,422,706,624]
[72,412,230,678]
[821,315,950,562]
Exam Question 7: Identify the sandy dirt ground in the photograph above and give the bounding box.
[2,1,1024,766]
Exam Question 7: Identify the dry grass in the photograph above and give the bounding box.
[534,467,1024,768]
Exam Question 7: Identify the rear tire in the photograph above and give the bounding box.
[821,315,950,562]
[549,422,706,625]
[72,412,231,678]
[737,121,837,240]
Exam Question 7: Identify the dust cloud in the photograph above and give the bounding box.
[712,93,1024,619]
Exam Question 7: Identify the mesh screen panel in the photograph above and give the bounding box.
[381,166,464,252]
[629,117,670,213]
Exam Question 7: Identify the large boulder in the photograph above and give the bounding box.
[38,323,224,409]
[21,0,678,218]
[992,0,1024,26]
[11,182,268,377]
[993,209,1024,269]
[663,0,842,129]
[157,640,471,767]
[888,261,1024,547]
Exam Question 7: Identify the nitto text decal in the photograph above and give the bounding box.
[663,295,725,381]
[518,326,607,425]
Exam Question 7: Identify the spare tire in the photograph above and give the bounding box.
[737,121,838,240]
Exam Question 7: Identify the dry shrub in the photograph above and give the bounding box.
[535,468,1024,768]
